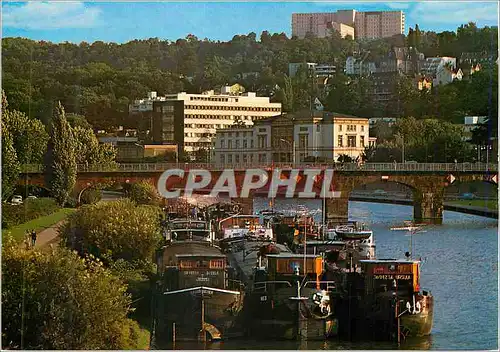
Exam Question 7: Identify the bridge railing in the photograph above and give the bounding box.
[20,162,498,173]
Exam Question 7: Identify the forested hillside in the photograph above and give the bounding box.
[2,22,497,130]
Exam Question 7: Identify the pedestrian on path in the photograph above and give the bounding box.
[24,231,32,250]
[31,229,37,247]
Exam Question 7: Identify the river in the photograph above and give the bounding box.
[168,200,498,350]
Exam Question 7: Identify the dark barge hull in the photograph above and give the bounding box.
[243,286,338,340]
[337,293,434,341]
[156,286,245,343]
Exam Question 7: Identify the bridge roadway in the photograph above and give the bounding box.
[19,162,498,225]
[20,162,499,173]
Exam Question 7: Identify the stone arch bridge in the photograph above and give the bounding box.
[19,162,498,224]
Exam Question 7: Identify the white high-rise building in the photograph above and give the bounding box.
[292,10,405,40]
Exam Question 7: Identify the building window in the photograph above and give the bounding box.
[316,124,320,132]
[259,128,266,132]
[235,154,240,164]
[339,125,343,132]
[243,140,248,148]
[360,136,365,147]
[347,136,356,147]
[220,140,225,148]
[221,155,225,164]
[338,135,343,147]
[299,134,308,149]
[228,154,232,163]
[236,140,240,149]
[258,135,267,148]
[361,125,365,132]
[251,139,254,148]
[243,154,247,163]
[300,126,308,132]
[228,140,232,149]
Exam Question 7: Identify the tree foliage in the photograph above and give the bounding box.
[59,199,162,264]
[1,122,20,201]
[365,117,473,162]
[124,181,162,206]
[1,92,49,164]
[72,126,117,167]
[2,237,143,350]
[44,102,77,205]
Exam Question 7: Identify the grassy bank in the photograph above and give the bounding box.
[2,208,75,242]
[447,199,498,210]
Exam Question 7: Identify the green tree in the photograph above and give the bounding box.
[2,237,143,350]
[1,93,49,165]
[66,113,93,129]
[1,123,20,201]
[45,102,77,206]
[125,181,161,206]
[59,199,162,264]
[72,126,117,167]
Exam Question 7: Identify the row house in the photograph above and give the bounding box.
[213,110,376,166]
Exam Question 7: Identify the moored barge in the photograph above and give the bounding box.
[154,218,245,344]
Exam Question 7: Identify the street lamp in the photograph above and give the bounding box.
[77,182,92,206]
[280,138,296,166]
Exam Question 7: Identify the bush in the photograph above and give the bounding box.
[81,188,102,205]
[2,198,60,229]
[2,236,141,350]
[59,199,163,264]
[124,181,161,206]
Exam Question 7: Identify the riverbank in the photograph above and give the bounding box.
[349,194,498,219]
[2,208,75,242]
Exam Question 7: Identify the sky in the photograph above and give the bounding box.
[2,1,499,44]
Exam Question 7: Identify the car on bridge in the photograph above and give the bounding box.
[11,195,23,205]
[459,193,477,200]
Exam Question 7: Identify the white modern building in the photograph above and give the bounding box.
[289,62,337,78]
[345,56,377,75]
[131,86,281,153]
[420,57,456,77]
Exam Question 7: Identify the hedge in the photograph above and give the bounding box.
[2,198,61,229]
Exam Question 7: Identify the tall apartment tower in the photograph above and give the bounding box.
[292,10,404,40]
[355,11,405,39]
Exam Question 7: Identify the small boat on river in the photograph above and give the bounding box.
[335,221,373,240]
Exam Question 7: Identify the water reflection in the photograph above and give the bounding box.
[163,336,431,350]
[161,200,497,350]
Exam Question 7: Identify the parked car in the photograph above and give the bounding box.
[460,193,477,200]
[11,195,23,205]
[27,195,37,200]
[373,189,387,195]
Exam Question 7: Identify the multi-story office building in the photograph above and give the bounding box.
[213,110,374,165]
[420,57,456,77]
[292,10,404,40]
[131,87,282,155]
[289,62,337,78]
[345,56,377,75]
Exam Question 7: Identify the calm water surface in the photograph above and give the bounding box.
[168,201,498,350]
